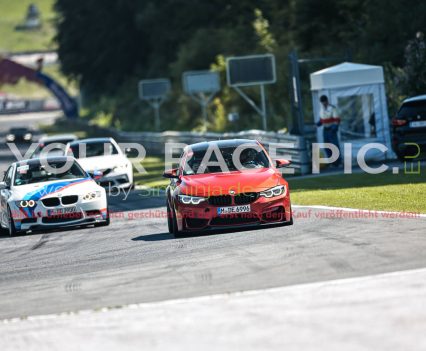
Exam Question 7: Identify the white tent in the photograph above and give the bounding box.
[310,62,394,161]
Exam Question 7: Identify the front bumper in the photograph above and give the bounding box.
[10,198,108,232]
[175,195,292,232]
[98,172,133,189]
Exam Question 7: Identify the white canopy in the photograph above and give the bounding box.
[310,62,385,90]
[310,62,394,162]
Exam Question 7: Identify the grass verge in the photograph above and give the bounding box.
[0,0,56,52]
[289,168,426,213]
[134,158,425,213]
[133,157,169,189]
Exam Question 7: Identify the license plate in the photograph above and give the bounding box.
[410,121,426,128]
[48,207,77,217]
[217,205,251,215]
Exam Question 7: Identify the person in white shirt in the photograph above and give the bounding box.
[316,95,341,166]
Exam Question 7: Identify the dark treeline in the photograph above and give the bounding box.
[55,0,426,132]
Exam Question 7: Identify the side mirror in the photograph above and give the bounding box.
[0,181,8,190]
[92,170,103,180]
[163,168,179,179]
[275,159,291,168]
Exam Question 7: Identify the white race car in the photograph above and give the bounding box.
[65,138,134,190]
[0,156,109,236]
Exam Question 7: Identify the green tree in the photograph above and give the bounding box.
[54,0,426,132]
[400,32,426,96]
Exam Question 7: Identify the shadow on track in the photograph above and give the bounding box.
[0,190,166,240]
[132,232,174,241]
[132,221,293,242]
[0,223,97,240]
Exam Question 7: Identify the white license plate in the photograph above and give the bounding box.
[217,205,251,215]
[410,121,426,128]
[48,207,77,216]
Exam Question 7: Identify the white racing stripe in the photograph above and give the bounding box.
[1,268,426,351]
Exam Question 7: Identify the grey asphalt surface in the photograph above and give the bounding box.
[0,112,425,320]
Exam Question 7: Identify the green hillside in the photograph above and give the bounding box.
[0,0,56,52]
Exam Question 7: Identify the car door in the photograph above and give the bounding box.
[0,166,14,226]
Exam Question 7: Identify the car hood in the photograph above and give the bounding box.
[180,168,282,197]
[11,178,95,201]
[76,155,125,172]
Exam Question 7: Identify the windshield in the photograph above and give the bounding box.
[10,128,28,134]
[69,142,119,159]
[184,146,270,175]
[14,160,87,186]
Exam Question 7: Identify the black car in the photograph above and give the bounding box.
[392,95,426,160]
[6,127,33,143]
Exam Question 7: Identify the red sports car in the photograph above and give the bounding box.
[163,139,293,237]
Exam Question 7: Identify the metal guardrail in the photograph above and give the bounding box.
[116,129,311,175]
[59,120,312,175]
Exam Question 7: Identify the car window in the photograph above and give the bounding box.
[4,167,13,186]
[32,141,69,158]
[184,146,270,175]
[43,139,75,147]
[10,128,27,133]
[14,161,87,186]
[69,142,119,159]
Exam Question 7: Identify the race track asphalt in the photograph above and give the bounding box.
[0,190,425,319]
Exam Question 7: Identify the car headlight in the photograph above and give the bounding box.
[178,195,206,205]
[6,135,15,142]
[113,163,130,172]
[24,133,32,140]
[82,191,102,201]
[259,185,287,198]
[17,200,36,208]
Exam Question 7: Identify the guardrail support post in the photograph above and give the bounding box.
[260,84,267,131]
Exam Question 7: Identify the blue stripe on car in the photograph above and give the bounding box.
[22,178,90,201]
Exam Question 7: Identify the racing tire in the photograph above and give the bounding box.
[282,216,293,227]
[170,206,183,238]
[167,202,173,234]
[7,207,18,237]
[0,224,8,236]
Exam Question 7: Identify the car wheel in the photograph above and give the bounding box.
[282,216,293,226]
[0,222,8,236]
[170,205,183,238]
[167,201,173,234]
[7,207,17,237]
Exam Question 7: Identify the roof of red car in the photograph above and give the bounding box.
[187,139,258,152]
